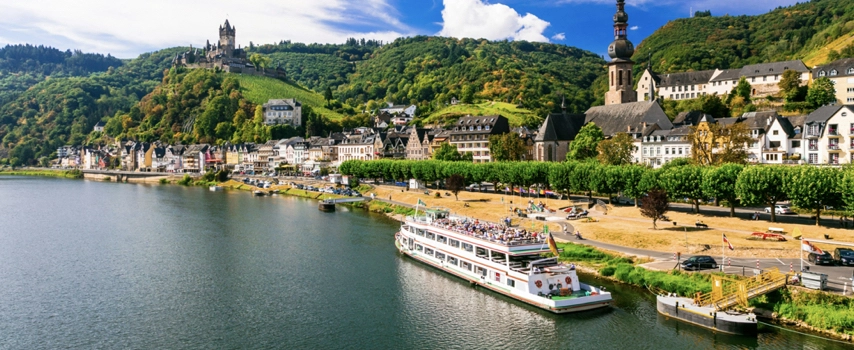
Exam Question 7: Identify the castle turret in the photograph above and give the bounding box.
[605,0,637,105]
[218,19,236,58]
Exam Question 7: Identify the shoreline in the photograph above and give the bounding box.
[3,171,851,343]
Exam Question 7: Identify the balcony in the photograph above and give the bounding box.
[809,145,819,151]
[828,144,841,151]
[828,129,839,136]
[763,147,784,152]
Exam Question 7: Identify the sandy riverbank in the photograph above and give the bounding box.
[358,183,854,259]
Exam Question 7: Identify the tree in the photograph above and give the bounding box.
[249,53,270,70]
[433,143,466,161]
[807,77,837,108]
[733,76,752,102]
[446,174,466,201]
[567,123,604,161]
[597,132,634,165]
[735,165,788,223]
[621,164,648,207]
[779,69,803,102]
[324,86,334,107]
[841,169,854,215]
[659,165,704,213]
[488,133,527,161]
[701,163,744,217]
[784,166,841,226]
[689,121,752,166]
[640,189,669,229]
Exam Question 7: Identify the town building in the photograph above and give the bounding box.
[803,105,854,165]
[655,70,718,101]
[263,99,302,126]
[532,112,585,162]
[584,100,673,138]
[812,57,854,104]
[448,115,510,163]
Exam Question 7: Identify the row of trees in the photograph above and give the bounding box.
[339,159,854,226]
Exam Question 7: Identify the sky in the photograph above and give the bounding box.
[0,0,801,59]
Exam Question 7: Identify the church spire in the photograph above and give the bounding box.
[604,0,637,105]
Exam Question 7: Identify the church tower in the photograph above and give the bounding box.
[604,0,637,105]
[219,20,236,58]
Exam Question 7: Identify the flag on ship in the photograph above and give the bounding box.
[802,240,823,255]
[417,199,426,207]
[547,231,559,257]
[723,234,734,250]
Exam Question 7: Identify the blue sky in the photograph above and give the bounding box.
[0,0,800,59]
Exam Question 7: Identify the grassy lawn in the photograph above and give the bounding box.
[234,74,346,121]
[424,101,537,127]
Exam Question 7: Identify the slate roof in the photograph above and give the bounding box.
[449,115,510,135]
[657,70,716,87]
[584,101,673,137]
[709,69,741,82]
[741,111,779,132]
[739,60,808,78]
[672,111,709,126]
[805,105,844,124]
[813,57,854,79]
[534,113,586,142]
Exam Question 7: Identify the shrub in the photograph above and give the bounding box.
[159,178,169,185]
[177,174,193,186]
[600,266,616,276]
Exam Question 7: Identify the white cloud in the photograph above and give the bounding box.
[630,26,639,30]
[0,0,413,58]
[551,33,566,40]
[438,0,550,42]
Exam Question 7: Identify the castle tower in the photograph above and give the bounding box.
[604,0,637,105]
[219,20,236,58]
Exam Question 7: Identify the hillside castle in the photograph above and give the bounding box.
[172,20,286,79]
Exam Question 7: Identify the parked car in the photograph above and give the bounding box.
[808,252,834,265]
[764,205,792,214]
[833,248,854,266]
[680,255,718,270]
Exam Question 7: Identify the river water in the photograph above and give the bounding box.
[0,177,846,349]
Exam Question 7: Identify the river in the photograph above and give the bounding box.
[0,177,846,349]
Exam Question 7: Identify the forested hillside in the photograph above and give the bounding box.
[0,48,182,165]
[337,36,605,122]
[0,44,124,106]
[634,0,854,73]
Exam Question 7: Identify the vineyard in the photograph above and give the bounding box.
[235,74,345,121]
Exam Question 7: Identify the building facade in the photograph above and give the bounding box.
[263,99,302,126]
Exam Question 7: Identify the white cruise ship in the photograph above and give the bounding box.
[395,208,612,313]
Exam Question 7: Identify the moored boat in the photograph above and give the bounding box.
[656,294,757,335]
[253,190,265,196]
[319,199,336,212]
[395,208,611,313]
[209,186,223,191]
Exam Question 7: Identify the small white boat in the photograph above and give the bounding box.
[209,186,223,191]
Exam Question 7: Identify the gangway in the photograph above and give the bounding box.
[324,197,367,204]
[693,268,789,311]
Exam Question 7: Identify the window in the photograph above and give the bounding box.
[435,252,445,260]
[848,88,854,93]
[849,68,854,74]
[763,76,767,82]
[820,71,826,77]
[772,130,779,135]
[462,243,473,253]
[809,153,818,164]
[831,69,838,76]
[791,140,800,148]
[507,279,516,288]
[751,77,756,82]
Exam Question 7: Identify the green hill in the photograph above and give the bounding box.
[235,74,345,120]
[423,102,538,127]
[336,36,605,119]
[634,0,854,73]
